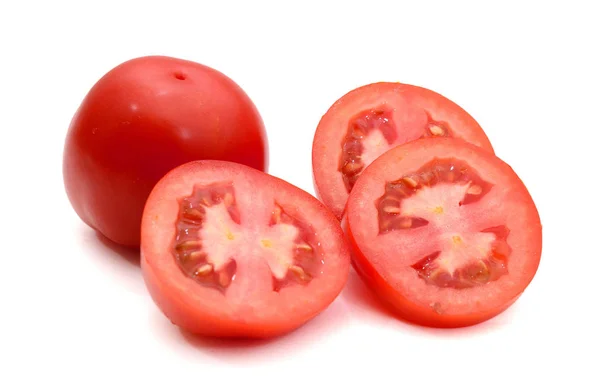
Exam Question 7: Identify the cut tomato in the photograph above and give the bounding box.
[141,160,350,338]
[312,82,494,220]
[345,138,542,327]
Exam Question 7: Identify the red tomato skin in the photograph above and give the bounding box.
[63,56,268,247]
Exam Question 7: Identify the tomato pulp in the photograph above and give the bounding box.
[312,82,494,220]
[141,160,351,338]
[63,56,268,246]
[345,138,542,327]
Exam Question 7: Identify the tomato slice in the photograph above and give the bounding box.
[312,82,495,220]
[345,138,542,327]
[141,160,350,338]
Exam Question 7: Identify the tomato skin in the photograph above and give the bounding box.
[63,56,268,247]
[140,160,351,339]
[345,138,542,328]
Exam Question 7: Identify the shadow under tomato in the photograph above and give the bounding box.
[413,304,520,338]
[93,230,141,267]
[341,266,516,338]
[173,291,352,362]
[339,267,397,319]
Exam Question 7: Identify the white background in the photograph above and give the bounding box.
[1,1,598,386]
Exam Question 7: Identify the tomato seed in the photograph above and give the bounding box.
[175,240,201,251]
[289,265,310,282]
[422,114,452,139]
[402,176,419,188]
[342,160,363,175]
[223,192,234,206]
[271,205,282,225]
[398,217,413,229]
[188,251,205,261]
[195,264,213,276]
[429,124,445,136]
[296,243,313,252]
[183,208,205,222]
[467,184,482,195]
[383,206,401,214]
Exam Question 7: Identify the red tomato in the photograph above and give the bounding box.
[63,56,268,247]
[312,82,494,220]
[141,160,350,338]
[345,138,542,327]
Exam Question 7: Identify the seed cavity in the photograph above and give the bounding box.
[376,158,493,234]
[269,203,323,292]
[339,107,398,192]
[375,158,509,289]
[173,186,324,293]
[218,271,232,287]
[410,225,511,289]
[172,182,240,292]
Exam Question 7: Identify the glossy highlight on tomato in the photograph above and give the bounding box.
[345,138,542,328]
[63,55,268,247]
[141,160,351,338]
[312,82,494,220]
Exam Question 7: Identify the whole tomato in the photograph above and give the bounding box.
[63,56,268,247]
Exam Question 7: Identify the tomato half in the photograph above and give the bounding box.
[312,82,494,220]
[63,56,268,247]
[345,138,542,327]
[141,160,350,338]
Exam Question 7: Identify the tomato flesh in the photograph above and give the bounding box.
[172,182,323,292]
[63,55,268,247]
[141,160,350,338]
[312,82,494,220]
[346,138,542,328]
